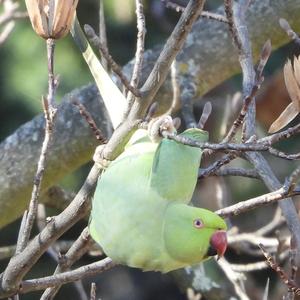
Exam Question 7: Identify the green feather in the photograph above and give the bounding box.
[150,128,208,202]
[90,128,226,272]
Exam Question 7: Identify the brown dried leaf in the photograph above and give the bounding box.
[269,57,300,133]
[25,0,79,39]
[268,102,298,133]
[25,0,46,38]
[293,56,300,89]
[284,59,300,110]
[52,0,79,39]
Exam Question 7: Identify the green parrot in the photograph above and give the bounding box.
[71,16,226,272]
[89,127,227,273]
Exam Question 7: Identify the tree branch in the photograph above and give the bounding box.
[20,258,115,294]
[0,0,300,228]
[0,164,101,297]
[216,187,300,218]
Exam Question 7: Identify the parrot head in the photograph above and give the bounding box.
[164,203,227,268]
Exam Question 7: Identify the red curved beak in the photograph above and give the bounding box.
[210,230,227,259]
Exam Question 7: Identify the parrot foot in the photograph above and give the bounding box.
[148,115,177,142]
[93,145,111,169]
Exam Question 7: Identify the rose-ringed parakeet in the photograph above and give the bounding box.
[89,127,227,273]
[72,18,227,272]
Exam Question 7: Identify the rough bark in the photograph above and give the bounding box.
[0,0,300,228]
[0,85,112,228]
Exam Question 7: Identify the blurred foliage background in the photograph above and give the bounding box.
[0,0,299,299]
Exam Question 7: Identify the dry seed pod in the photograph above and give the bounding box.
[25,0,79,39]
[268,57,300,133]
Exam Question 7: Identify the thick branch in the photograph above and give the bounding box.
[0,164,100,297]
[0,85,112,228]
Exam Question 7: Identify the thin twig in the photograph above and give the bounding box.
[222,40,271,143]
[73,101,107,143]
[260,123,300,145]
[225,0,257,141]
[124,0,146,116]
[216,187,300,218]
[201,11,228,23]
[230,261,268,272]
[237,5,256,139]
[98,0,108,70]
[231,248,292,272]
[279,18,300,46]
[17,39,57,252]
[259,244,300,296]
[0,241,79,261]
[286,164,300,187]
[228,233,283,248]
[224,0,243,53]
[36,204,59,262]
[20,258,116,294]
[84,24,140,98]
[162,0,228,23]
[162,131,300,160]
[199,153,238,178]
[41,228,94,299]
[202,167,259,179]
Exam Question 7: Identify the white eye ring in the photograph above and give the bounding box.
[193,218,203,229]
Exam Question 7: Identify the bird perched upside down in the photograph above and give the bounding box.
[89,119,227,273]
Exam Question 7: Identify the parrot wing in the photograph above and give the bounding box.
[150,128,208,203]
[89,149,175,271]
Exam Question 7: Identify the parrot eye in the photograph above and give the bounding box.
[193,219,203,228]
